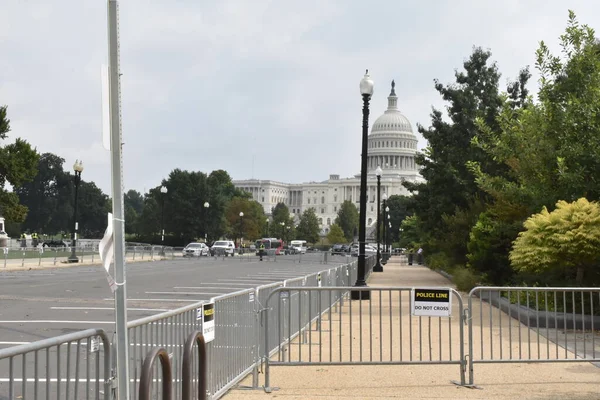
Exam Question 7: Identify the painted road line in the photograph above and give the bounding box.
[0,320,115,324]
[173,286,251,290]
[50,307,168,312]
[103,298,201,302]
[144,291,224,296]
[175,283,254,286]
[217,278,280,282]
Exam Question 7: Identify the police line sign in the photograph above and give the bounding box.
[411,288,452,317]
[197,302,215,343]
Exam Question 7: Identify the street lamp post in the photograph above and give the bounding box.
[279,222,285,242]
[204,202,210,242]
[352,70,374,301]
[68,160,84,263]
[265,218,269,237]
[239,211,244,251]
[373,166,383,272]
[382,206,390,264]
[159,186,167,255]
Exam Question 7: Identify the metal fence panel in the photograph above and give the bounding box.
[467,286,600,385]
[0,329,111,400]
[263,286,467,390]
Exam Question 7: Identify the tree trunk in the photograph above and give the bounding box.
[576,267,584,285]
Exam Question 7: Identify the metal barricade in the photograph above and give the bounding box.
[263,286,467,391]
[139,348,173,400]
[128,301,205,400]
[0,329,111,400]
[467,286,600,386]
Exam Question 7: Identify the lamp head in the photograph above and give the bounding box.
[359,69,374,96]
[239,211,244,217]
[160,186,168,194]
[386,206,390,212]
[375,166,382,177]
[73,160,84,173]
[204,201,209,208]
[382,193,387,201]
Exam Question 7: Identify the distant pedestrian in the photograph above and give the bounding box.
[417,247,423,265]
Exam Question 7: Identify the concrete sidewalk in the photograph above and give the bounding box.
[223,257,600,400]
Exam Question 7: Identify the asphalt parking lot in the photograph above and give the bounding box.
[0,253,348,346]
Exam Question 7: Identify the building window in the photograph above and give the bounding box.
[321,208,325,214]
[368,218,372,225]
[371,205,374,212]
[327,218,331,225]
[334,195,337,202]
[308,198,311,204]
[319,218,323,224]
[334,206,337,212]
[262,196,264,202]
[321,196,325,204]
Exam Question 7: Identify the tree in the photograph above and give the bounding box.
[271,203,290,225]
[296,208,320,243]
[225,197,265,242]
[0,105,40,223]
[385,195,414,244]
[335,200,358,242]
[404,48,530,266]
[15,153,109,237]
[15,153,71,234]
[327,224,346,245]
[473,11,600,208]
[124,190,144,234]
[510,198,600,286]
[75,180,110,237]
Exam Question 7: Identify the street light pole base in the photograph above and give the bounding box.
[373,261,384,272]
[350,281,370,300]
[67,255,79,263]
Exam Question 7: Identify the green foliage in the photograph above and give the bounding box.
[225,197,265,241]
[326,224,346,245]
[124,190,144,234]
[473,11,600,212]
[335,200,358,241]
[15,152,108,236]
[511,198,600,286]
[403,47,529,270]
[426,252,453,271]
[452,267,481,293]
[0,105,40,224]
[385,195,414,243]
[296,208,320,243]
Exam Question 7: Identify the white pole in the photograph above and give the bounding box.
[107,1,129,399]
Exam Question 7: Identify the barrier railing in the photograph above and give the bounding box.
[139,348,173,400]
[262,286,467,391]
[1,245,178,268]
[467,286,600,385]
[0,328,111,400]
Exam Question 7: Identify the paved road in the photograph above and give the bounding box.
[0,253,347,346]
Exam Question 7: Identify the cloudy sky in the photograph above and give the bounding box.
[2,0,599,195]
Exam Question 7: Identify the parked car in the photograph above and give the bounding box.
[306,247,319,253]
[330,244,347,256]
[210,240,235,256]
[182,242,209,257]
[42,240,67,248]
[351,244,377,257]
[282,245,298,255]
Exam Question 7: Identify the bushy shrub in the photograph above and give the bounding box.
[426,252,453,271]
[452,266,481,293]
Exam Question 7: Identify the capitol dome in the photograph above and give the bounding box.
[367,80,419,173]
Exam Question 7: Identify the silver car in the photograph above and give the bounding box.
[182,242,209,257]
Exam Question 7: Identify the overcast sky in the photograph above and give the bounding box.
[2,1,599,195]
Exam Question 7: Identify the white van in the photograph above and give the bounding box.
[290,240,307,254]
[210,240,235,256]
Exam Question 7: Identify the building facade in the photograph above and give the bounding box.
[233,80,423,234]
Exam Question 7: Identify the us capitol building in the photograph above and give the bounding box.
[233,80,423,234]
